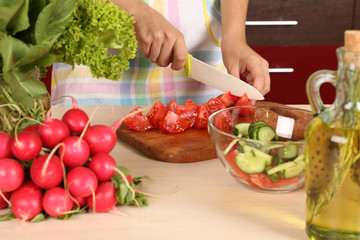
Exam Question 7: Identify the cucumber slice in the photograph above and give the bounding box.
[266,154,305,176]
[256,125,276,141]
[235,152,266,174]
[277,144,298,160]
[242,145,273,166]
[248,121,267,139]
[280,159,305,178]
[266,161,296,176]
[233,123,250,136]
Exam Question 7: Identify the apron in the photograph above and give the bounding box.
[51,0,225,106]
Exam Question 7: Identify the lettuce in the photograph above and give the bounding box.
[0,0,137,109]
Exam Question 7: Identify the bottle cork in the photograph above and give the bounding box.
[344,30,360,67]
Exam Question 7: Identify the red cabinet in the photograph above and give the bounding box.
[246,0,355,104]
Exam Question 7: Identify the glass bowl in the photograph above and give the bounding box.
[208,104,313,193]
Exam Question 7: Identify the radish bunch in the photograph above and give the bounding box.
[0,98,149,222]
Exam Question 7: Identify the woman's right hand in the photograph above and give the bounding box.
[115,0,188,70]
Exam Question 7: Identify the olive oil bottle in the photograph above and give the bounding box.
[305,30,360,239]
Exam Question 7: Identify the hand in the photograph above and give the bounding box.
[221,37,271,97]
[130,2,188,70]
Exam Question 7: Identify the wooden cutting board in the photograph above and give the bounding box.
[117,124,215,163]
[116,101,296,163]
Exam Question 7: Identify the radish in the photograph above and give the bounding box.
[30,154,63,189]
[0,158,25,192]
[86,181,117,213]
[39,107,70,149]
[22,124,40,135]
[88,152,116,181]
[0,132,12,159]
[66,167,98,198]
[58,136,90,168]
[0,191,11,209]
[73,195,86,208]
[61,97,89,135]
[11,132,42,161]
[42,187,73,217]
[10,180,43,221]
[88,153,138,206]
[83,106,149,155]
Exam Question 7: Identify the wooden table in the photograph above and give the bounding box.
[0,105,311,240]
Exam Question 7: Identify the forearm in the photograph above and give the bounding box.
[111,0,147,16]
[220,0,248,43]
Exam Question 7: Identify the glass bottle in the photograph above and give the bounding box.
[305,30,360,239]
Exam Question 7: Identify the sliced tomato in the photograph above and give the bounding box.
[234,93,255,116]
[212,109,232,133]
[160,110,187,134]
[225,149,250,181]
[217,91,239,107]
[207,97,226,114]
[146,102,168,128]
[248,173,276,189]
[166,99,179,113]
[193,103,210,128]
[273,176,300,187]
[177,100,199,128]
[124,107,153,131]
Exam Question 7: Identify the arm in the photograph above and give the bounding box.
[112,0,187,70]
[220,0,270,96]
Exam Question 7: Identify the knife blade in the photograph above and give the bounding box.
[184,54,264,100]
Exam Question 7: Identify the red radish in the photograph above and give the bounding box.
[42,187,73,217]
[11,132,42,161]
[39,107,70,149]
[86,181,117,213]
[30,154,63,189]
[10,180,43,221]
[58,136,90,168]
[66,167,98,198]
[62,97,89,135]
[73,195,86,208]
[0,191,11,209]
[83,107,149,155]
[22,124,40,135]
[89,152,116,181]
[0,132,12,159]
[0,158,25,192]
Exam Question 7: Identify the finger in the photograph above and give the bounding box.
[148,38,163,64]
[171,38,187,70]
[226,61,241,79]
[157,40,174,67]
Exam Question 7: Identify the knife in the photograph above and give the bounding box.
[184,54,264,100]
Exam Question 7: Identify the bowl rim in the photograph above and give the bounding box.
[207,104,312,144]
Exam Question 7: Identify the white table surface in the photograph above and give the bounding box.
[0,105,312,240]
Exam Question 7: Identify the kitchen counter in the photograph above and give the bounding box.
[0,105,312,240]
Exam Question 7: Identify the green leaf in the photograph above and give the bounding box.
[14,45,54,68]
[0,0,24,32]
[30,213,46,222]
[7,67,47,108]
[0,210,16,221]
[35,0,78,46]
[0,35,29,72]
[15,0,47,44]
[6,0,30,35]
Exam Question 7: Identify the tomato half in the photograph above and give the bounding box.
[217,91,239,107]
[234,93,255,116]
[160,110,187,134]
[124,107,153,131]
[193,103,210,128]
[146,102,168,128]
[207,97,226,114]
